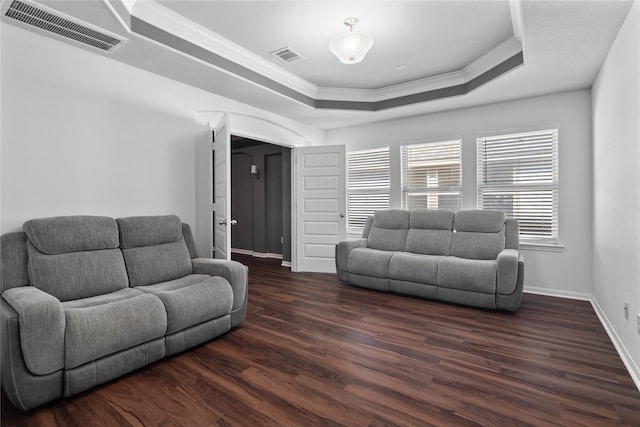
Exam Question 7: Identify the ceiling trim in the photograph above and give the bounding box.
[128,0,524,112]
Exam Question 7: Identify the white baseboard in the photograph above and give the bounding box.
[281,261,291,268]
[590,298,640,391]
[524,286,640,391]
[524,286,592,301]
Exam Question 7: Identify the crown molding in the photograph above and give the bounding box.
[125,0,524,111]
[129,0,319,98]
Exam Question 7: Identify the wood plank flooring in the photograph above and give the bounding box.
[3,254,640,426]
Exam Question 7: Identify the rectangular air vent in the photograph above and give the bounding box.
[4,0,125,52]
[270,47,303,63]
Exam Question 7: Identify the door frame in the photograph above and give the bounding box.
[194,111,308,269]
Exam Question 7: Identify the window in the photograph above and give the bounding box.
[347,147,390,230]
[401,140,462,211]
[477,129,559,244]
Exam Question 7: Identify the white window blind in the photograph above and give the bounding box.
[347,147,390,230]
[401,140,462,211]
[477,129,559,243]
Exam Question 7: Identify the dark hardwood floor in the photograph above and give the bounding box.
[3,254,640,426]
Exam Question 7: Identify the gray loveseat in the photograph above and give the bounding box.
[336,209,524,311]
[0,215,248,410]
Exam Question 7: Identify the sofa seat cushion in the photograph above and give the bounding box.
[63,292,167,369]
[388,253,443,286]
[437,257,497,294]
[135,274,233,335]
[348,248,394,279]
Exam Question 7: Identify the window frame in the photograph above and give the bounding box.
[400,139,463,212]
[477,128,560,247]
[346,146,390,234]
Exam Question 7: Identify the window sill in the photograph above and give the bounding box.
[520,242,565,252]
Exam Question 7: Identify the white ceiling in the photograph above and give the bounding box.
[155,0,514,90]
[4,0,634,130]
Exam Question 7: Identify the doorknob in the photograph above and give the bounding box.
[340,213,345,218]
[218,219,238,226]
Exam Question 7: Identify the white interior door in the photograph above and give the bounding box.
[213,114,232,260]
[294,145,346,272]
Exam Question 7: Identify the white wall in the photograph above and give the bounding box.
[592,1,640,382]
[0,24,323,236]
[326,90,594,296]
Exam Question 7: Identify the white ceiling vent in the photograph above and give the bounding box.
[3,0,125,52]
[270,47,303,63]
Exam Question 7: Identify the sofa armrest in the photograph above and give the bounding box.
[191,259,248,311]
[496,249,520,294]
[2,287,65,375]
[336,239,368,272]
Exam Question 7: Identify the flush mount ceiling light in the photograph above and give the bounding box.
[329,17,374,64]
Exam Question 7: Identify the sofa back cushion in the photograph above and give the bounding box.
[24,216,128,301]
[367,210,410,251]
[117,215,192,286]
[405,209,455,255]
[450,210,506,260]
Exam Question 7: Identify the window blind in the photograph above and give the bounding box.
[401,140,462,211]
[477,129,559,243]
[347,147,390,229]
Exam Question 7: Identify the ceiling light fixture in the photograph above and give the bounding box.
[329,17,374,65]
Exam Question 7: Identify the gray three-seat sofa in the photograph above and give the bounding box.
[336,209,524,311]
[0,214,247,410]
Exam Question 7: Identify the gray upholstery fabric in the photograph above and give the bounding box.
[230,292,248,329]
[348,248,394,278]
[362,216,374,238]
[373,209,411,229]
[336,209,523,311]
[505,218,520,250]
[2,287,65,375]
[450,228,506,260]
[453,210,506,232]
[117,215,182,249]
[27,242,129,301]
[64,294,167,369]
[405,229,453,255]
[367,210,410,251]
[166,315,231,356]
[1,232,30,292]
[65,338,165,397]
[496,255,525,312]
[437,257,497,293]
[182,223,199,258]
[497,249,519,294]
[335,239,368,272]
[405,209,454,255]
[1,299,63,411]
[23,216,119,255]
[389,280,437,299]
[192,258,248,311]
[371,210,410,250]
[438,287,496,309]
[388,253,443,285]
[121,240,193,287]
[349,274,389,291]
[410,209,455,230]
[136,276,233,334]
[0,213,249,411]
[62,288,144,309]
[368,227,408,251]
